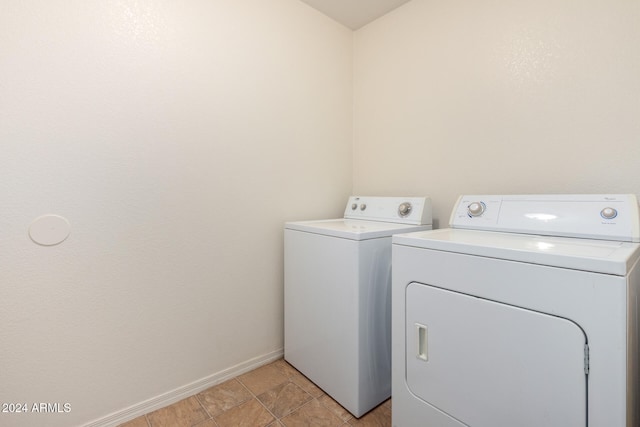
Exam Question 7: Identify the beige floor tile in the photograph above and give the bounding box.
[257,381,313,418]
[129,359,388,427]
[237,362,289,395]
[213,398,274,427]
[197,378,253,417]
[272,359,300,378]
[318,394,353,422]
[288,369,324,398]
[147,396,209,427]
[280,399,344,427]
[118,415,149,427]
[347,402,391,427]
[271,359,325,398]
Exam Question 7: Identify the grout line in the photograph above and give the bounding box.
[199,378,254,423]
[235,374,281,425]
[193,416,219,427]
[316,395,354,423]
[275,381,315,420]
[234,361,320,425]
[193,392,214,421]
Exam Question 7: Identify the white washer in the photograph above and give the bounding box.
[285,196,432,417]
[392,194,640,427]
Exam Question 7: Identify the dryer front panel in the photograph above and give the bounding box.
[406,282,587,427]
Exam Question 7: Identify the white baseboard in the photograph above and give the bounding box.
[83,348,284,427]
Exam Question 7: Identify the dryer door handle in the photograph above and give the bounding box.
[416,323,428,361]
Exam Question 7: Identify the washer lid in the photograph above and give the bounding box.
[393,228,640,275]
[286,218,431,240]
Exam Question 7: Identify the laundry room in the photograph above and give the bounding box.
[1,1,638,426]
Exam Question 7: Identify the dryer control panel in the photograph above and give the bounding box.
[450,194,640,242]
[344,196,432,225]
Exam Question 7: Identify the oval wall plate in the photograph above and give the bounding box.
[29,214,71,246]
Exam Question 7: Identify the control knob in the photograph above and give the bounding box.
[468,202,485,217]
[600,207,618,219]
[351,203,358,210]
[398,202,412,217]
[360,204,367,211]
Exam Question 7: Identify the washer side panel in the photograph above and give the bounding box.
[285,230,360,410]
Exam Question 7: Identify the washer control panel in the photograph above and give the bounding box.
[344,196,432,225]
[450,194,640,242]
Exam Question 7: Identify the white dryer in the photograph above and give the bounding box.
[392,194,640,427]
[285,196,432,417]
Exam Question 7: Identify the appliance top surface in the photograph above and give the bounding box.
[286,218,431,241]
[450,194,640,243]
[393,228,640,275]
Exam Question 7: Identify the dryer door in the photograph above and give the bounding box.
[406,282,587,427]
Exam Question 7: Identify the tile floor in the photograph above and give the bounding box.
[118,358,391,427]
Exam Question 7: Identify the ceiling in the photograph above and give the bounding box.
[298,0,412,30]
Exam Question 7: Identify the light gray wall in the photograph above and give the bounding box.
[0,1,352,426]
[354,0,640,226]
